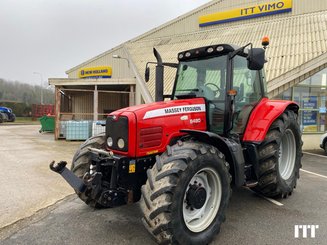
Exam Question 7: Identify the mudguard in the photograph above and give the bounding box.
[242,98,299,143]
[180,129,245,187]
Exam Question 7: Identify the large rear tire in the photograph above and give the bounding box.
[71,133,106,207]
[140,141,231,245]
[253,110,302,198]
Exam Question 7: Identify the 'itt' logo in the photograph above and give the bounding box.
[294,225,319,238]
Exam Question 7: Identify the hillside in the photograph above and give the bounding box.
[0,78,54,116]
[0,78,54,105]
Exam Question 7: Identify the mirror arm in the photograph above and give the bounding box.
[146,61,178,68]
[230,43,252,59]
[162,62,178,68]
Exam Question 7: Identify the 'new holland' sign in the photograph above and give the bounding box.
[199,0,292,27]
[79,66,112,79]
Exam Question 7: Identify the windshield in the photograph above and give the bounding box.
[173,56,227,100]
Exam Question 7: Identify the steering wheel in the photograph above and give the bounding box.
[205,83,222,98]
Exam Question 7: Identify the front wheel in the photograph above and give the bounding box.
[71,133,106,207]
[140,141,231,245]
[253,110,302,198]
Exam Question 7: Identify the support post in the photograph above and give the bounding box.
[135,85,142,105]
[129,85,135,106]
[55,86,61,140]
[93,85,98,121]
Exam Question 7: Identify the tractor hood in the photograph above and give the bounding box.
[108,98,207,157]
[113,98,207,120]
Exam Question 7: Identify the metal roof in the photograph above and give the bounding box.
[66,0,327,77]
[126,10,327,99]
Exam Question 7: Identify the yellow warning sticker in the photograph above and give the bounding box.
[146,150,159,155]
[129,162,136,173]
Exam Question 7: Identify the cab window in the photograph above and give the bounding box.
[232,55,263,134]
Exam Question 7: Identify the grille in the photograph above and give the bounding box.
[106,116,128,152]
[139,127,162,148]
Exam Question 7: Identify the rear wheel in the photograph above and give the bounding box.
[140,141,231,245]
[253,110,302,198]
[71,133,106,207]
[324,141,327,155]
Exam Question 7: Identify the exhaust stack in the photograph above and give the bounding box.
[153,48,164,102]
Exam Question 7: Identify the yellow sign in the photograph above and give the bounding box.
[79,66,112,78]
[129,162,136,173]
[199,0,292,27]
[146,150,159,155]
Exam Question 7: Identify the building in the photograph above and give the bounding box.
[49,0,327,149]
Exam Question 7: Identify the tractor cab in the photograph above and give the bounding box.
[171,44,266,137]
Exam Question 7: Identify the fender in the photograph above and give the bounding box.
[242,98,299,142]
[180,129,245,187]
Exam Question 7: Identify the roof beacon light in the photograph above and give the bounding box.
[216,46,224,52]
[207,47,214,53]
[262,36,270,49]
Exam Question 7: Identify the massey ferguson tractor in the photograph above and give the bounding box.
[50,39,302,245]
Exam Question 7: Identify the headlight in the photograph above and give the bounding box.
[107,137,113,147]
[117,138,125,149]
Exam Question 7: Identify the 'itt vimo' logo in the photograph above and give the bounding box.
[294,225,319,238]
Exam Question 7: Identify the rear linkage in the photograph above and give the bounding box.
[49,147,126,207]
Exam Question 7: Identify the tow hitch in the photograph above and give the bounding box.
[49,160,86,193]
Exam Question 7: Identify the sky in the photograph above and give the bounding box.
[0,0,210,86]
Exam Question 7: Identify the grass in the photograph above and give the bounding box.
[13,117,40,124]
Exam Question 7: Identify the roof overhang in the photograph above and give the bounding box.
[48,78,136,86]
[268,52,327,97]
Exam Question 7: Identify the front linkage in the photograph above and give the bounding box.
[50,147,152,207]
[50,148,128,207]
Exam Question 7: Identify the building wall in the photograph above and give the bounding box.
[302,134,322,150]
[69,91,130,120]
[66,46,134,79]
[98,92,129,116]
[72,92,93,120]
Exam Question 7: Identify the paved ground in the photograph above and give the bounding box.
[0,124,80,228]
[304,149,327,157]
[0,152,326,245]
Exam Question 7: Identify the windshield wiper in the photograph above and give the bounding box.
[175,89,199,92]
[175,93,197,99]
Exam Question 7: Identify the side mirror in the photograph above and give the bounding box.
[247,48,265,70]
[145,66,150,82]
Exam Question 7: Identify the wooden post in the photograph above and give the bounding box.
[93,85,98,121]
[55,86,61,140]
[129,85,135,106]
[135,84,141,105]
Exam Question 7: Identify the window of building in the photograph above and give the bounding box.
[274,68,327,133]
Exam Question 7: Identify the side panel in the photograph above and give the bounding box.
[242,98,299,142]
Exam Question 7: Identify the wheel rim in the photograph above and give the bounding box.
[182,167,222,233]
[278,129,296,180]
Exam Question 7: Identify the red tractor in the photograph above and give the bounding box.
[50,40,302,245]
